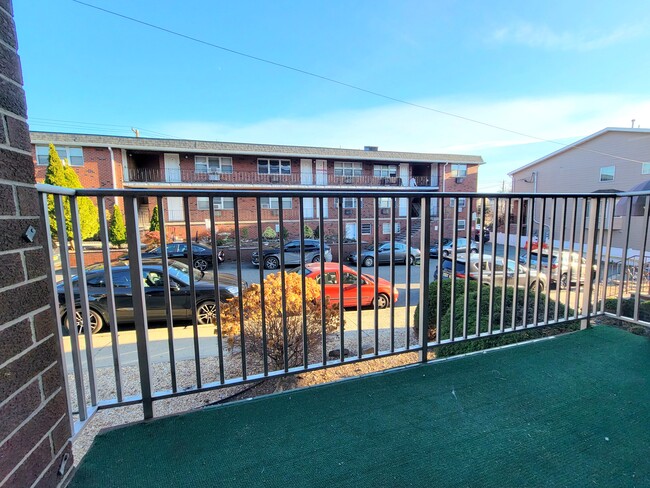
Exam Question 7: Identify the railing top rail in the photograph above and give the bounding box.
[35,184,641,199]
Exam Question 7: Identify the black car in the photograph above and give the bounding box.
[123,242,224,271]
[57,259,242,334]
[429,238,453,257]
[252,239,333,270]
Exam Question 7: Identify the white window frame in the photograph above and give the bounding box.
[334,161,362,177]
[599,165,615,182]
[373,164,398,178]
[450,197,466,208]
[197,197,235,210]
[458,219,466,231]
[260,197,293,209]
[195,156,233,174]
[382,222,401,234]
[361,223,372,235]
[36,145,84,166]
[378,197,392,209]
[450,164,467,177]
[642,163,650,175]
[258,158,291,175]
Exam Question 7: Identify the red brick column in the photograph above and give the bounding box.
[0,1,74,486]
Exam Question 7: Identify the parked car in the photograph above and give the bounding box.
[434,254,547,292]
[252,239,332,270]
[349,241,421,267]
[440,238,479,257]
[297,262,399,309]
[474,228,490,244]
[121,242,224,271]
[429,238,453,257]
[57,259,243,334]
[519,250,595,289]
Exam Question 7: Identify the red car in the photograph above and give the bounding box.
[300,262,399,309]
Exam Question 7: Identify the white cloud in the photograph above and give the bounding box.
[157,94,650,191]
[489,22,645,51]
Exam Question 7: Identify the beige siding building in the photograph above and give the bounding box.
[509,128,650,256]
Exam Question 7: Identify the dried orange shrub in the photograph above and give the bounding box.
[219,272,339,369]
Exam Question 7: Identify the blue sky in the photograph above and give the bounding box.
[14,0,650,191]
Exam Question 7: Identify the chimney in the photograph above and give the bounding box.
[364,146,378,151]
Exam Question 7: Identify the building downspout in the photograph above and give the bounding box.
[107,146,121,208]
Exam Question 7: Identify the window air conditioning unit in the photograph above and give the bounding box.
[214,210,222,217]
[208,172,221,181]
[344,177,353,184]
[269,175,281,183]
[380,208,390,216]
[261,203,271,209]
[344,209,353,216]
[455,177,465,184]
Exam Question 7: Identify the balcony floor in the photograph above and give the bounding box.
[70,326,650,487]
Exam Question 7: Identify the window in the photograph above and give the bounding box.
[335,198,357,209]
[361,223,372,235]
[450,164,467,177]
[382,222,401,234]
[378,197,392,209]
[373,165,397,178]
[642,163,650,174]
[260,197,293,209]
[36,145,84,166]
[334,161,362,177]
[450,197,466,208]
[197,197,235,210]
[195,156,233,174]
[458,219,466,231]
[431,198,439,218]
[600,166,615,182]
[258,159,291,175]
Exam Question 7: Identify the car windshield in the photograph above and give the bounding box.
[291,267,314,276]
[168,260,203,282]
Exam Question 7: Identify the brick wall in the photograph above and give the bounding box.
[0,2,74,487]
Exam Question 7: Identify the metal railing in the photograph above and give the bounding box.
[37,185,650,433]
[126,168,439,188]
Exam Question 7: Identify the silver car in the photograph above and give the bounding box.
[349,241,421,267]
[252,239,333,270]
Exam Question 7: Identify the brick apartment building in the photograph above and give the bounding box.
[31,132,483,243]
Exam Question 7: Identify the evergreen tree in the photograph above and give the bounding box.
[63,165,100,240]
[44,144,68,239]
[149,205,160,231]
[108,205,127,248]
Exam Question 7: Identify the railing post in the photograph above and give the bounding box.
[581,197,600,329]
[123,196,154,419]
[418,194,431,362]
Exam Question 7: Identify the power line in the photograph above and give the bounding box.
[29,117,181,139]
[72,0,646,165]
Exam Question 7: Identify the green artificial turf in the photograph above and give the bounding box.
[71,326,650,487]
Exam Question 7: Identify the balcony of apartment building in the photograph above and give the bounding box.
[31,183,650,487]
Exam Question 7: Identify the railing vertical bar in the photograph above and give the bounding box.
[600,197,616,313]
[532,197,547,327]
[592,197,605,309]
[97,197,124,401]
[373,198,379,355]
[207,196,225,384]
[487,197,498,335]
[574,199,588,318]
[123,196,153,419]
[565,198,579,320]
[156,196,178,392]
[53,194,88,421]
[544,198,557,325]
[555,198,567,321]
[337,197,345,362]
[418,195,431,362]
[232,197,247,376]
[520,197,534,329]
[617,197,633,317]
[511,198,523,330]
[475,197,486,337]
[41,192,76,432]
[356,197,363,356]
[435,196,443,344]
[461,199,470,339]
[255,197,268,375]
[581,197,600,329]
[633,196,650,322]
[389,197,396,352]
[277,197,289,372]
[500,198,512,333]
[183,196,201,387]
[318,197,327,365]
[299,197,309,368]
[449,197,459,342]
[69,196,97,406]
[404,196,412,350]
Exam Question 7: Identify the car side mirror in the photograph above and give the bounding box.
[169,281,181,292]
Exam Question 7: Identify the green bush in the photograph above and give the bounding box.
[605,297,650,322]
[303,225,314,239]
[262,226,277,241]
[414,280,578,358]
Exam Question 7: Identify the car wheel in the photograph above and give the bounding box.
[363,256,374,267]
[196,301,217,325]
[64,308,104,335]
[442,250,450,257]
[470,248,479,254]
[311,255,321,263]
[409,254,416,265]
[530,281,545,294]
[560,273,568,290]
[193,258,209,271]
[264,256,280,270]
[375,293,390,309]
